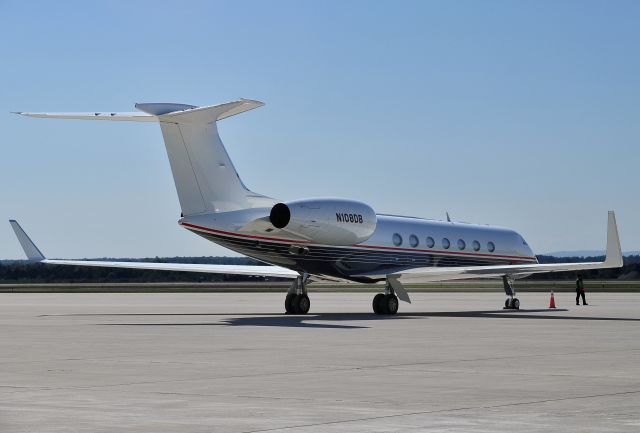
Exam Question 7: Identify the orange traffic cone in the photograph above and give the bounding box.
[549,290,556,309]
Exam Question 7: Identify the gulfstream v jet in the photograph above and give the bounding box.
[10,100,623,314]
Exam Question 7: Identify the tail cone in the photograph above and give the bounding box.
[549,290,556,309]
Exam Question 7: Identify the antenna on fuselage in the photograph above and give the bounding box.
[446,211,452,222]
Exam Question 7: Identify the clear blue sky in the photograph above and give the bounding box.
[1,0,638,259]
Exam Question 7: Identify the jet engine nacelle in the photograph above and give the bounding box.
[269,198,377,245]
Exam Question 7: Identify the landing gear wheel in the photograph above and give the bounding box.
[373,293,385,315]
[504,298,520,310]
[385,294,399,315]
[285,274,310,315]
[293,294,310,314]
[372,293,398,315]
[285,293,296,314]
[502,276,519,310]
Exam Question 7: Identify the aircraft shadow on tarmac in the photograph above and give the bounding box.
[89,308,640,329]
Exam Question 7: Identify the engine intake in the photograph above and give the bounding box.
[270,202,291,229]
[269,198,377,245]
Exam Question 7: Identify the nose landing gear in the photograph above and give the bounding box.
[503,275,520,310]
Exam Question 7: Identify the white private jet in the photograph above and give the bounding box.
[11,99,623,315]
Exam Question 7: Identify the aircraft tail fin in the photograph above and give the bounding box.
[16,99,274,216]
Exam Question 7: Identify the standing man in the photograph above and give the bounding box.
[576,274,588,305]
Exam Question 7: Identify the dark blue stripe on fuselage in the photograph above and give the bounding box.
[189,229,524,282]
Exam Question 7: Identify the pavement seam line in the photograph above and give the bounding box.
[239,389,640,433]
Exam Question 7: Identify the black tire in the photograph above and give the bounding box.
[285,293,296,314]
[373,293,385,314]
[512,298,520,310]
[505,298,511,309]
[295,294,310,314]
[385,294,399,315]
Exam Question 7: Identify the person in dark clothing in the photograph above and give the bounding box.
[576,274,588,305]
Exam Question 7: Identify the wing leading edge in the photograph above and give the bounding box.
[9,220,298,279]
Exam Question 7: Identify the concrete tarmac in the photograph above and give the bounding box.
[1,292,639,432]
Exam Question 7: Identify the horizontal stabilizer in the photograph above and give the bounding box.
[14,111,156,122]
[133,103,196,115]
[137,99,264,123]
[15,99,264,124]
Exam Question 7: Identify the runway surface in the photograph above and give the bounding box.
[1,292,639,432]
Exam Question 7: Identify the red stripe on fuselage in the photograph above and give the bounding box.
[180,222,312,244]
[180,222,536,262]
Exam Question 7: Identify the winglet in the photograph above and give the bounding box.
[9,220,45,261]
[604,211,623,268]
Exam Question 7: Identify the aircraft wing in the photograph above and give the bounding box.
[9,220,298,279]
[358,211,623,284]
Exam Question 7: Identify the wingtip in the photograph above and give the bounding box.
[240,98,265,107]
[605,210,623,268]
[9,220,46,261]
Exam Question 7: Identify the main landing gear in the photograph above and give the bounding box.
[372,282,399,315]
[503,275,520,310]
[285,274,310,314]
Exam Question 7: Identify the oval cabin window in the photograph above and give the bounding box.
[487,241,495,252]
[442,238,450,249]
[472,240,481,251]
[409,234,419,248]
[392,233,403,246]
[457,239,466,250]
[426,236,435,248]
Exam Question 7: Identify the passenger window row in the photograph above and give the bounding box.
[392,233,495,253]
